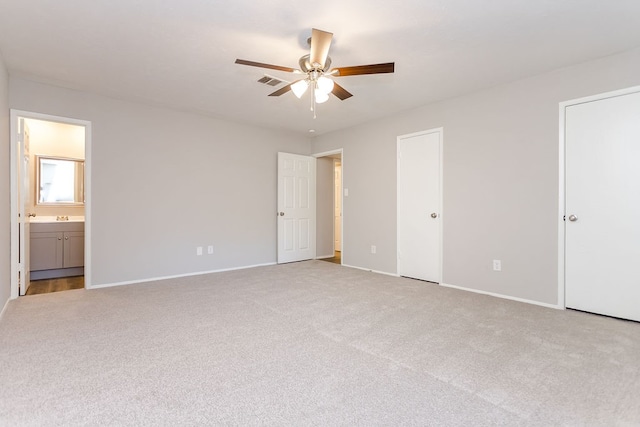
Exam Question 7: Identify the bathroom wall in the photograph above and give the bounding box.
[0,51,10,313]
[25,118,85,218]
[9,77,311,287]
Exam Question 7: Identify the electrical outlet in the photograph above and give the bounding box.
[207,245,214,255]
[344,188,349,197]
[371,245,377,254]
[493,260,501,271]
[197,246,203,256]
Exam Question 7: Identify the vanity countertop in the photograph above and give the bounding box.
[30,216,85,223]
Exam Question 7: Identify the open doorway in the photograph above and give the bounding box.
[314,149,343,265]
[10,111,91,298]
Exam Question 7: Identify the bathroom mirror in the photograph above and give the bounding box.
[36,156,85,205]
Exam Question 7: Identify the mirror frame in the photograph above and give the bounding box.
[35,155,85,206]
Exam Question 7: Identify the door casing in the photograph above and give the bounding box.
[313,149,344,261]
[10,110,92,298]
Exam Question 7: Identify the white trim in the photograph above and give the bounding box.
[312,148,344,265]
[342,263,400,277]
[441,282,562,310]
[557,85,640,310]
[89,262,277,289]
[10,110,92,298]
[0,298,11,322]
[312,149,342,159]
[396,128,444,282]
[315,254,335,259]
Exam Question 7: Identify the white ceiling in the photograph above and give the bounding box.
[1,0,640,136]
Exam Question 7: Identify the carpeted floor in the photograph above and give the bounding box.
[1,260,638,426]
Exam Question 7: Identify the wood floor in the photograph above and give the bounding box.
[26,276,84,295]
[321,251,341,265]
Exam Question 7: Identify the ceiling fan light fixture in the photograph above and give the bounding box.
[291,80,309,98]
[314,88,329,104]
[316,76,334,94]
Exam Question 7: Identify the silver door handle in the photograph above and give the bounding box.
[568,214,578,222]
[430,213,438,218]
[279,212,285,216]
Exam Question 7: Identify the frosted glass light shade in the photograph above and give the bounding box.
[291,80,309,98]
[316,76,334,94]
[314,88,329,104]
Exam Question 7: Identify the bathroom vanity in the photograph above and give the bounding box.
[30,219,84,280]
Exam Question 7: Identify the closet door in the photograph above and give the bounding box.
[565,90,640,321]
[397,130,442,282]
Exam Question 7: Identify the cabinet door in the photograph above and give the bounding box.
[63,231,85,268]
[30,232,63,271]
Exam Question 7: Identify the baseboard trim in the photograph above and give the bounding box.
[0,297,11,322]
[440,282,563,310]
[89,262,278,290]
[342,263,400,277]
[315,254,335,259]
[31,267,84,281]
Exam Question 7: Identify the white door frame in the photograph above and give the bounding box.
[396,128,443,282]
[10,110,92,298]
[557,85,640,309]
[313,149,344,259]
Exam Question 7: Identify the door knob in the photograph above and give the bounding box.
[430,213,438,218]
[279,212,285,216]
[568,214,578,222]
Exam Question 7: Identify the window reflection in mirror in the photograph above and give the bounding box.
[36,156,85,205]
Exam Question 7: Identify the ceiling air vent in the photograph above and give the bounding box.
[257,75,284,87]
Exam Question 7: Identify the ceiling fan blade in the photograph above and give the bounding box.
[331,82,353,100]
[333,62,395,76]
[235,59,296,73]
[268,82,294,97]
[309,28,333,69]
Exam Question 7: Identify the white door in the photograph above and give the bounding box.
[18,118,32,295]
[565,90,640,322]
[397,130,442,282]
[277,152,316,263]
[334,162,341,251]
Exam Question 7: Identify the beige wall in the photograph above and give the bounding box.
[311,47,640,306]
[315,156,334,258]
[9,78,310,286]
[0,52,9,312]
[25,118,85,217]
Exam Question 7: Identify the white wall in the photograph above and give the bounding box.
[9,78,310,286]
[0,52,9,312]
[311,47,640,306]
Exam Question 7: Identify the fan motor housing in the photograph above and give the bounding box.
[299,54,331,72]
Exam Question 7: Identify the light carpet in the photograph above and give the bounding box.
[1,260,639,426]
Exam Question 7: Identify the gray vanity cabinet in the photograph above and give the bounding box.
[30,231,64,271]
[30,222,84,279]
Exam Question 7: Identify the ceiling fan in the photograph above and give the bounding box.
[235,28,394,117]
